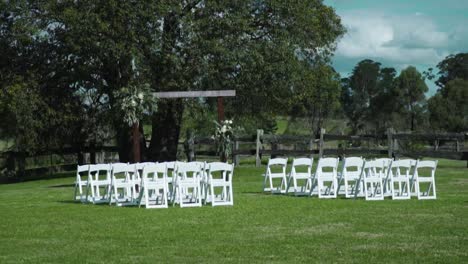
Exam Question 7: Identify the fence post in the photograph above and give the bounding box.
[309,134,315,160]
[392,130,399,157]
[233,139,239,166]
[319,128,325,158]
[434,139,439,151]
[255,129,263,167]
[184,130,195,162]
[387,128,394,158]
[456,139,460,152]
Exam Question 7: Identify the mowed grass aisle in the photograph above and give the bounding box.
[0,160,467,263]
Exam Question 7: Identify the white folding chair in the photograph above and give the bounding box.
[263,158,288,194]
[133,162,156,199]
[286,157,313,196]
[312,157,339,198]
[188,161,207,201]
[363,160,385,200]
[413,160,437,200]
[109,163,137,206]
[172,162,203,207]
[388,159,412,200]
[74,164,90,202]
[205,162,234,206]
[164,161,176,201]
[375,158,393,196]
[138,163,169,208]
[86,164,111,204]
[337,157,365,198]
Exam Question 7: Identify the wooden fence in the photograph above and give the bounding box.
[184,128,467,167]
[1,129,467,181]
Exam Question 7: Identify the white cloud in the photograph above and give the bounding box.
[335,10,450,67]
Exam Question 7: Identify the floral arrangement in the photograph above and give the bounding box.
[113,83,157,126]
[213,119,234,162]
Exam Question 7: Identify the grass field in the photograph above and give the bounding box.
[0,159,467,263]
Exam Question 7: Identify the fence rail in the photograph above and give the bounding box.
[1,129,467,181]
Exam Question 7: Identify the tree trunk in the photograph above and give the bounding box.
[149,99,184,161]
[116,125,132,163]
[131,122,141,163]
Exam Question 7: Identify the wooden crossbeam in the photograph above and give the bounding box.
[154,90,236,98]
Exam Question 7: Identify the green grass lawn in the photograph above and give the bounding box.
[0,160,467,263]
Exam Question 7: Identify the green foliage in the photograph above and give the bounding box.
[342,61,429,133]
[394,66,428,131]
[435,53,468,88]
[428,79,468,132]
[289,63,342,135]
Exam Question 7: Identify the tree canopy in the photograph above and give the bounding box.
[0,0,346,161]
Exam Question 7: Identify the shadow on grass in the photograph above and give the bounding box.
[48,184,75,188]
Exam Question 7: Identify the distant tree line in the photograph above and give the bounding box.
[340,54,468,135]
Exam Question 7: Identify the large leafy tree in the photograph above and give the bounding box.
[1,0,345,162]
[435,53,468,88]
[290,63,342,136]
[0,1,83,155]
[147,1,345,160]
[428,79,468,132]
[394,66,428,131]
[427,53,468,132]
[341,59,381,133]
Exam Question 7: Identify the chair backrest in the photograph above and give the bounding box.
[111,163,135,181]
[142,163,167,181]
[135,162,157,171]
[316,157,339,177]
[267,158,287,176]
[207,162,234,181]
[88,164,111,181]
[76,165,89,183]
[175,161,202,181]
[390,159,413,178]
[342,157,364,177]
[268,158,287,166]
[165,161,176,170]
[134,162,157,180]
[414,160,438,178]
[374,158,393,167]
[291,158,313,175]
[363,159,386,178]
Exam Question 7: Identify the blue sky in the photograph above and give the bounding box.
[324,0,468,95]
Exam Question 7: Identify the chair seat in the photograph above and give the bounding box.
[365,177,382,181]
[75,180,88,186]
[92,180,109,185]
[209,179,229,187]
[292,174,310,180]
[417,177,433,183]
[392,176,409,181]
[319,176,336,181]
[269,173,286,178]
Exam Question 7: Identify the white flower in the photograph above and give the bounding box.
[138,92,144,100]
[221,125,227,133]
[131,99,137,107]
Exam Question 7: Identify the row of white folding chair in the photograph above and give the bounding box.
[263,157,340,198]
[350,158,437,200]
[262,157,437,200]
[74,162,151,205]
[170,161,234,207]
